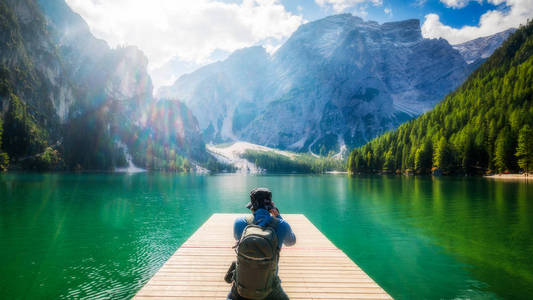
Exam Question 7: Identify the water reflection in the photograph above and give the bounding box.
[0,173,531,299]
[342,176,532,299]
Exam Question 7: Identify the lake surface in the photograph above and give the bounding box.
[0,173,532,299]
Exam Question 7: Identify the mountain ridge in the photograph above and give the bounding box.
[453,28,516,64]
[160,14,512,154]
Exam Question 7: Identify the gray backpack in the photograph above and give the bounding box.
[234,215,280,299]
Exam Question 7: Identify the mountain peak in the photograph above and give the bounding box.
[381,19,422,43]
[227,46,268,61]
[294,13,363,34]
[290,14,423,47]
[382,18,420,29]
[453,28,516,64]
[276,15,424,62]
[322,13,364,23]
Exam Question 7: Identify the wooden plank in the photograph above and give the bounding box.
[133,214,392,299]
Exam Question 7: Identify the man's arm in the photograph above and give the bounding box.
[270,206,296,246]
[280,221,296,246]
[233,217,247,241]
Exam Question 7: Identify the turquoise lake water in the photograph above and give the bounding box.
[0,173,532,299]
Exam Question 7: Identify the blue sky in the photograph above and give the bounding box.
[278,0,502,27]
[66,0,532,89]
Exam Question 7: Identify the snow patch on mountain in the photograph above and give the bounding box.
[206,141,294,173]
[453,28,515,64]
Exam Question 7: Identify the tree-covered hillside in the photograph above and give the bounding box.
[241,150,344,173]
[0,0,213,172]
[0,0,65,170]
[348,20,533,175]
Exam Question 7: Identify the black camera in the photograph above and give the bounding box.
[224,261,236,283]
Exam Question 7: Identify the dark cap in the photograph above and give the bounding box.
[246,187,273,210]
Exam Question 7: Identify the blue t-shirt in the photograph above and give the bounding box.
[233,208,296,248]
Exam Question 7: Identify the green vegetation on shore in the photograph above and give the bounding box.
[0,1,62,171]
[241,150,345,173]
[348,20,533,175]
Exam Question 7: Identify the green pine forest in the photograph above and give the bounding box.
[348,20,533,175]
[241,150,345,173]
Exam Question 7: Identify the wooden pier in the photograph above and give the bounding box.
[134,213,392,299]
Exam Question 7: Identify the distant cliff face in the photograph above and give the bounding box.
[242,15,469,153]
[0,0,207,170]
[159,46,270,142]
[453,28,516,65]
[160,14,510,153]
[0,0,75,130]
[38,0,153,119]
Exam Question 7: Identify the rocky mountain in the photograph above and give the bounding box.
[1,0,73,135]
[160,14,511,154]
[38,0,153,117]
[159,46,270,142]
[0,0,208,171]
[453,28,516,65]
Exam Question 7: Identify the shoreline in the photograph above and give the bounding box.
[326,171,349,174]
[483,174,532,180]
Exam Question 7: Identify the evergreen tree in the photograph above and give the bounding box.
[414,139,432,174]
[516,124,533,173]
[434,137,454,174]
[494,131,507,173]
[493,128,514,173]
[383,149,394,172]
[457,129,476,174]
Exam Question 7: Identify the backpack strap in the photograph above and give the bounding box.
[244,215,255,225]
[233,215,254,251]
[266,217,281,256]
[267,216,280,230]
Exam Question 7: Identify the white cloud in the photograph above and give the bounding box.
[488,0,507,4]
[422,0,533,44]
[65,0,304,89]
[413,0,428,7]
[315,0,382,13]
[439,0,481,9]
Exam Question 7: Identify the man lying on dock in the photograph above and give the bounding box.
[226,188,296,300]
